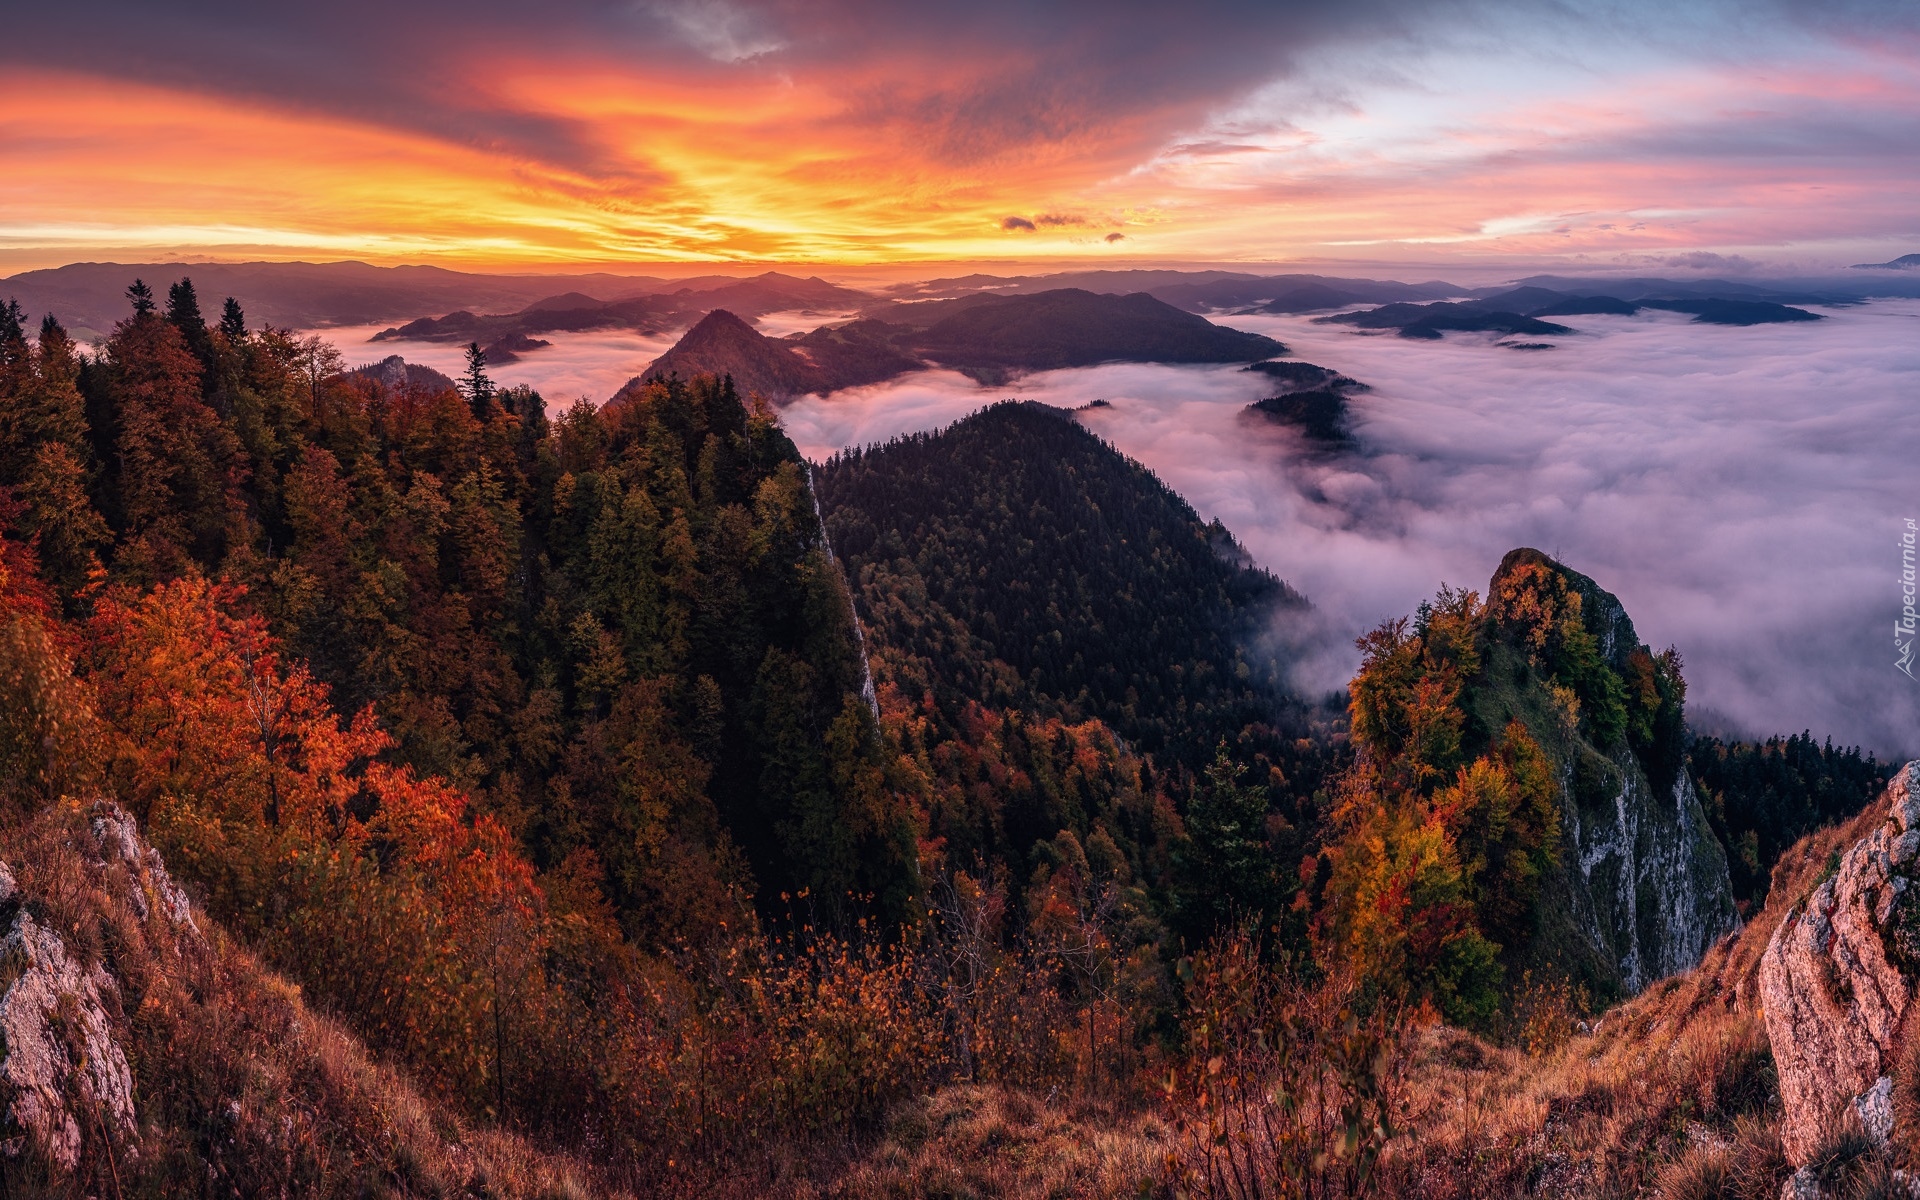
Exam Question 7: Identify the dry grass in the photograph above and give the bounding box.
[822,1086,1169,1200]
[816,808,1898,1200]
[0,800,617,1199]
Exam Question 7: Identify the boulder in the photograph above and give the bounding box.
[0,801,202,1172]
[0,910,136,1170]
[1760,761,1920,1164]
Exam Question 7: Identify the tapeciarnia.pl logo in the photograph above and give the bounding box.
[1901,519,1917,679]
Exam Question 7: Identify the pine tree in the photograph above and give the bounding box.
[461,342,495,419]
[167,277,216,372]
[1175,740,1279,937]
[127,279,156,316]
[219,297,248,344]
[0,300,27,392]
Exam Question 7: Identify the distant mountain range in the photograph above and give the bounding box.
[370,272,870,351]
[0,261,867,343]
[1316,284,1825,340]
[874,269,1460,313]
[2,259,1891,364]
[1851,253,1920,269]
[614,289,1286,401]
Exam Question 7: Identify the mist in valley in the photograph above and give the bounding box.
[329,298,1920,759]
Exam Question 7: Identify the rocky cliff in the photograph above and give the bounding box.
[1477,550,1739,1000]
[1761,760,1920,1165]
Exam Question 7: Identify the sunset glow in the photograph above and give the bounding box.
[4,1,1916,270]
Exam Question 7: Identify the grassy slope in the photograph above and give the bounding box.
[820,803,1881,1199]
[0,802,611,1200]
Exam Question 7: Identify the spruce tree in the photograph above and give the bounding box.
[0,299,26,381]
[219,297,248,344]
[1174,740,1279,937]
[127,279,156,316]
[461,341,495,419]
[167,277,216,371]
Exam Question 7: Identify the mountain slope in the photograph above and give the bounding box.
[816,401,1313,771]
[907,289,1282,371]
[0,800,605,1197]
[1478,549,1738,996]
[617,308,826,399]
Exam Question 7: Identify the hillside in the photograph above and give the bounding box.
[818,401,1310,769]
[903,289,1283,372]
[615,308,828,400]
[1243,358,1371,448]
[815,402,1339,933]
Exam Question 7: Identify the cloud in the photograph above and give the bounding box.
[300,289,1920,759]
[778,299,1920,759]
[646,0,786,62]
[1105,232,1127,242]
[5,1,1918,266]
[1643,251,1762,272]
[306,322,678,416]
[1001,216,1037,231]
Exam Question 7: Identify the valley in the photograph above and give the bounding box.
[0,263,1914,1199]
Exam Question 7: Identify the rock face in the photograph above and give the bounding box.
[0,801,201,1173]
[1565,748,1739,993]
[1761,761,1920,1164]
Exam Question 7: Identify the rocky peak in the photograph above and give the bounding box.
[1473,550,1738,999]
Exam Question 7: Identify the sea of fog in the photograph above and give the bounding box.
[315,300,1920,759]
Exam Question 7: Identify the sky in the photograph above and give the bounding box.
[3,1,1917,270]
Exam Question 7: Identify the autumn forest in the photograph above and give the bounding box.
[0,277,1898,1197]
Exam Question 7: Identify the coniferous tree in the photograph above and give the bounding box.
[167,277,216,375]
[127,278,156,316]
[1175,740,1282,938]
[461,341,494,419]
[0,300,27,397]
[0,299,23,357]
[219,296,248,344]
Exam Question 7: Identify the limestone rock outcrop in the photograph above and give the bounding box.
[1760,761,1920,1164]
[0,801,202,1172]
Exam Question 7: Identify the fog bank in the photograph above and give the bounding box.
[781,302,1920,759]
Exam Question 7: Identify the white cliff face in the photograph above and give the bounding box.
[0,801,202,1174]
[1564,745,1739,995]
[1760,761,1920,1165]
[806,463,881,723]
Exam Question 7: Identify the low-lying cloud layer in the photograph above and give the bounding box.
[320,324,680,410]
[778,302,1920,759]
[321,300,1920,756]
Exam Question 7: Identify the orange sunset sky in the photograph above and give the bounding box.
[3,0,1916,272]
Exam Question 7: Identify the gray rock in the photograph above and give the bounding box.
[1761,762,1920,1164]
[0,911,136,1171]
[90,800,196,931]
